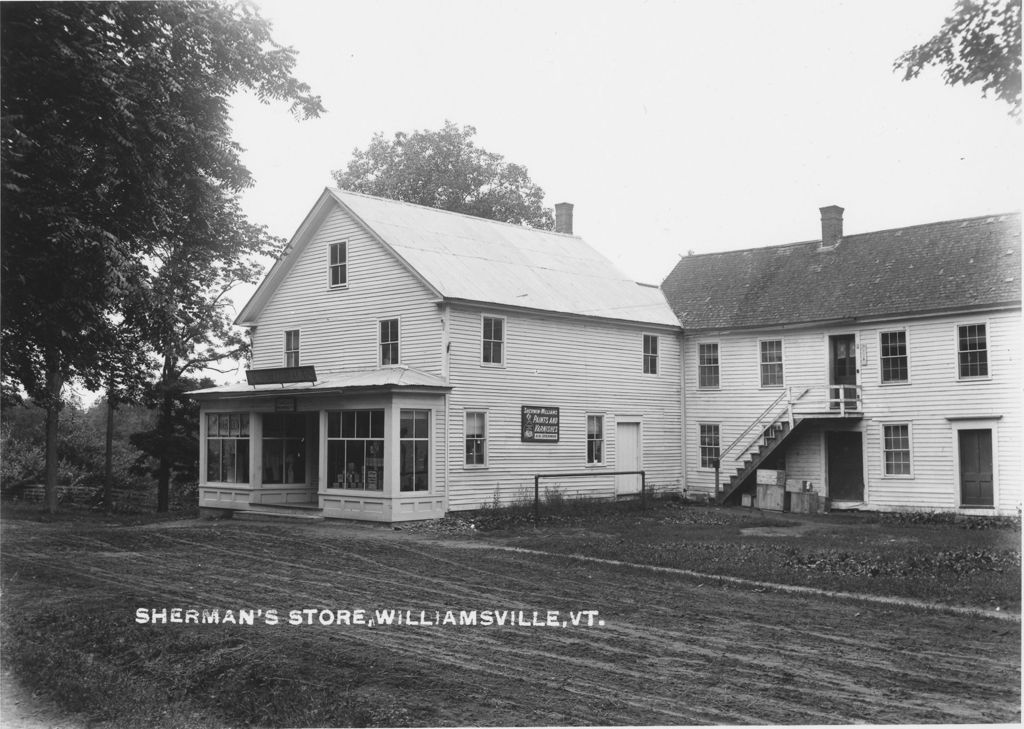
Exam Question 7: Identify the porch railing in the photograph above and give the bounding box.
[825,384,863,416]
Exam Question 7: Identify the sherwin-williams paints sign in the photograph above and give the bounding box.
[521,406,560,443]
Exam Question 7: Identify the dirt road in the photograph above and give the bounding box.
[2,518,1019,725]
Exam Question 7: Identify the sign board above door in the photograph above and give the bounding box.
[245,366,318,387]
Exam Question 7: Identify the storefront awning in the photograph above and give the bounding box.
[187,366,450,400]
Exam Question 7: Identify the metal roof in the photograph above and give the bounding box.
[330,189,679,326]
[188,366,449,398]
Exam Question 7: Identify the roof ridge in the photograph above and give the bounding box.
[676,210,1020,260]
[328,187,579,238]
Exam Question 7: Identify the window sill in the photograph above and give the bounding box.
[328,284,349,291]
[584,462,606,469]
[879,381,911,387]
[463,464,488,471]
[956,376,992,383]
[880,474,915,480]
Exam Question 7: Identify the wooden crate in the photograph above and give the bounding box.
[756,483,790,512]
[789,491,821,514]
[756,469,786,486]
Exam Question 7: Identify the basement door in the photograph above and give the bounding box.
[615,422,641,495]
[826,431,863,501]
[959,429,994,507]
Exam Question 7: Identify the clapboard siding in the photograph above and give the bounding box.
[683,308,1022,513]
[445,305,683,510]
[252,205,443,375]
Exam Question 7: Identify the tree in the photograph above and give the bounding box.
[894,0,1021,118]
[130,197,278,511]
[333,121,555,228]
[1,2,324,512]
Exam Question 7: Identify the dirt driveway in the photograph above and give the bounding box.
[1,516,1020,726]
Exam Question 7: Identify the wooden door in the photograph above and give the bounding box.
[827,431,863,501]
[959,429,994,507]
[615,422,641,495]
[830,334,858,410]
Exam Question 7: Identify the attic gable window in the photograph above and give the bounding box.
[329,241,348,288]
[957,324,988,379]
[284,330,300,368]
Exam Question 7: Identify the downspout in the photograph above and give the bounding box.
[441,302,451,515]
[679,329,687,497]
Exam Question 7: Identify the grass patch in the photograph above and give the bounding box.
[483,503,1022,611]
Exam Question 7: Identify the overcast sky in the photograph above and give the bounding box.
[229,0,1021,290]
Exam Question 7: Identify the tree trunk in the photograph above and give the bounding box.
[43,361,63,515]
[104,385,117,514]
[156,364,174,513]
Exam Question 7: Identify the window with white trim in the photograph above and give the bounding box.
[699,423,720,469]
[880,330,909,383]
[380,319,399,366]
[482,316,504,365]
[400,409,430,491]
[957,323,988,378]
[643,334,658,374]
[329,242,347,287]
[206,413,250,483]
[327,410,384,491]
[586,415,604,464]
[883,424,912,476]
[284,330,300,368]
[465,411,487,466]
[698,343,719,388]
[759,339,784,387]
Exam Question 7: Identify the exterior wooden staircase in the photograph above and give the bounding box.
[716,419,804,505]
[714,385,863,505]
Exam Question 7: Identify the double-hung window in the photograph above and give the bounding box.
[957,324,988,379]
[329,242,347,287]
[380,319,399,366]
[284,330,300,368]
[880,331,909,383]
[465,411,487,466]
[643,334,658,374]
[482,316,504,365]
[759,339,783,387]
[698,343,720,388]
[883,424,912,476]
[699,423,720,469]
[587,415,604,465]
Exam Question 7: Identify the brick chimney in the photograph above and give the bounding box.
[819,205,844,248]
[554,202,574,234]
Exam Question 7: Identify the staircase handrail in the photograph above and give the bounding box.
[720,387,810,464]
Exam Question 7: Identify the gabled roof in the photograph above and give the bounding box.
[188,366,449,399]
[237,188,679,327]
[661,212,1021,331]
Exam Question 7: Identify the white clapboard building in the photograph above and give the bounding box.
[661,207,1022,515]
[190,189,684,521]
